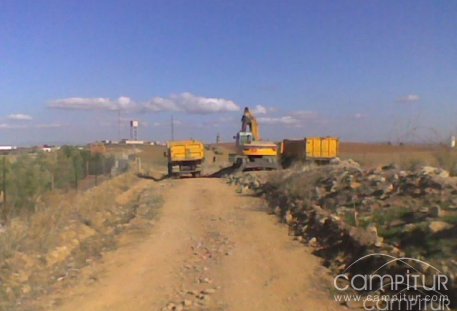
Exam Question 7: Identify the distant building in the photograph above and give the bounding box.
[0,146,17,151]
[120,139,145,145]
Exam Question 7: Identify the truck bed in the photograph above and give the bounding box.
[282,137,339,162]
[167,140,205,162]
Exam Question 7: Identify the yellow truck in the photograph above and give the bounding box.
[281,137,339,167]
[166,140,205,177]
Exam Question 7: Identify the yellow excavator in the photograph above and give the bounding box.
[232,107,280,171]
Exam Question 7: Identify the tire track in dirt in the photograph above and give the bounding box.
[44,178,342,311]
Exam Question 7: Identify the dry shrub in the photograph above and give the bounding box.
[434,148,457,176]
[401,157,427,171]
[0,172,160,311]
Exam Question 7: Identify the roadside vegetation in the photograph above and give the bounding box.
[0,148,162,310]
[0,146,120,219]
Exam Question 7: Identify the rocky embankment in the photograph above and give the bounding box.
[227,160,457,306]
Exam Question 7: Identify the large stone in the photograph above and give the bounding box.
[429,205,442,218]
[389,219,406,227]
[429,221,453,233]
[420,166,450,178]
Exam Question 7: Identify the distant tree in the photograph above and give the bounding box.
[0,146,122,217]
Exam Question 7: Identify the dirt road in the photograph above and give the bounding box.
[47,178,342,311]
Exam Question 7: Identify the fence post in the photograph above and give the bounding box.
[2,157,6,207]
[73,158,79,191]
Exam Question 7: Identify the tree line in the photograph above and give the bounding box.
[0,146,120,218]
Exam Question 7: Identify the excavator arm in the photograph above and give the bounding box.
[241,107,261,140]
[248,112,260,140]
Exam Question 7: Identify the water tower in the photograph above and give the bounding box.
[130,120,139,140]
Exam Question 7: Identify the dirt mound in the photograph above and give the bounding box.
[228,160,457,307]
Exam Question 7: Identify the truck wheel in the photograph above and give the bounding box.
[167,164,173,177]
[234,157,243,168]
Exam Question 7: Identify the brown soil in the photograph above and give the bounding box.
[38,178,343,311]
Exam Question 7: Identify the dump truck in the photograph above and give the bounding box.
[166,140,205,177]
[281,137,339,167]
[231,107,280,171]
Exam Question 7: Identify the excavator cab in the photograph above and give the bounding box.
[236,131,254,147]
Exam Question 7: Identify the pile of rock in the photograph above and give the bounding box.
[261,162,457,244]
[226,172,264,194]
[227,160,457,304]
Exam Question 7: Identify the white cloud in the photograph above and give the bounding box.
[144,97,178,112]
[251,105,267,114]
[0,123,63,130]
[7,113,33,121]
[353,113,367,119]
[290,110,318,119]
[397,94,420,103]
[250,105,278,115]
[144,93,240,114]
[258,116,301,125]
[49,93,240,115]
[0,123,26,129]
[152,119,182,127]
[35,123,63,129]
[48,97,137,111]
[117,96,136,110]
[257,110,318,127]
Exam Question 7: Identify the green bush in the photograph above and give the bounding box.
[0,147,118,217]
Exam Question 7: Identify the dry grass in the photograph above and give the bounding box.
[339,142,457,174]
[0,173,161,311]
[135,145,168,167]
[106,144,168,167]
[433,147,457,176]
[213,142,451,170]
[339,142,441,169]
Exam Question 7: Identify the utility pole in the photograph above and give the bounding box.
[171,115,175,140]
[118,109,121,141]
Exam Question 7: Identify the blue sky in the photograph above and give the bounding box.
[1,0,456,145]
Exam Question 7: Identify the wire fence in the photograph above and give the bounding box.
[0,146,130,220]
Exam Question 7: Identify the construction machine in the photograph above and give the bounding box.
[231,107,280,171]
[281,137,339,167]
[165,140,205,178]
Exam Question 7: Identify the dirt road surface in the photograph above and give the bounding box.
[46,178,342,311]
